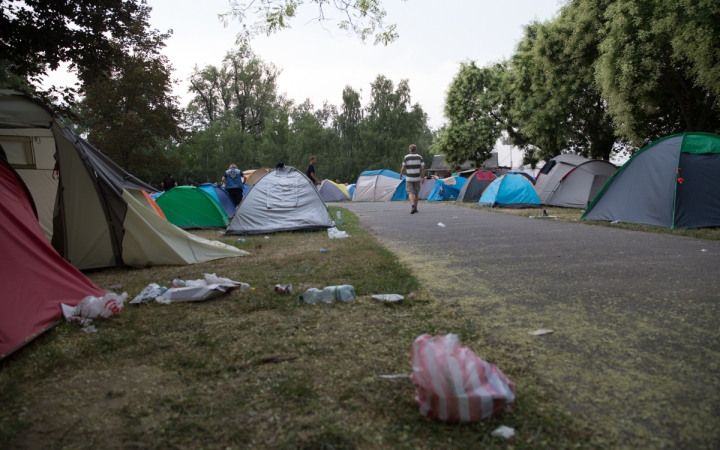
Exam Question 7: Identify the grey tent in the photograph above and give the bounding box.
[457,170,495,202]
[534,154,616,208]
[225,166,334,235]
[318,179,350,202]
[583,132,720,228]
[0,90,243,269]
[418,178,436,200]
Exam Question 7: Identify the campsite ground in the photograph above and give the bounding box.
[342,201,720,449]
[0,208,591,450]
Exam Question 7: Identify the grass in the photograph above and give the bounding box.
[0,207,598,449]
[451,204,720,240]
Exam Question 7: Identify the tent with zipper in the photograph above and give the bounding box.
[225,165,334,235]
[583,133,720,228]
[0,145,106,359]
[478,173,541,208]
[457,170,495,202]
[535,154,616,208]
[198,183,236,217]
[318,179,351,202]
[155,186,229,228]
[0,90,244,269]
[352,169,405,201]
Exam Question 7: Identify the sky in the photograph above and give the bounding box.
[47,0,565,168]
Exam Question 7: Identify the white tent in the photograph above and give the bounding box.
[535,154,616,208]
[352,169,404,202]
[225,166,333,235]
[0,90,245,269]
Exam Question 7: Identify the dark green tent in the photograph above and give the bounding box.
[155,186,229,229]
[583,132,720,228]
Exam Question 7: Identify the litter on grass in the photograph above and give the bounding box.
[274,284,293,294]
[371,294,404,302]
[62,292,127,323]
[131,283,167,304]
[156,273,251,304]
[528,328,554,336]
[379,374,411,379]
[411,333,516,422]
[327,227,349,239]
[491,425,515,440]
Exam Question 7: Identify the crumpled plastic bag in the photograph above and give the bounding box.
[327,227,349,239]
[156,273,251,304]
[411,333,516,422]
[371,294,404,302]
[130,283,168,304]
[61,292,127,323]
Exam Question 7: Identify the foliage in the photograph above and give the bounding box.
[595,0,720,146]
[77,8,182,181]
[0,0,153,106]
[220,0,403,45]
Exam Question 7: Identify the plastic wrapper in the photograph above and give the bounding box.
[156,273,251,304]
[61,292,127,322]
[130,283,167,304]
[327,227,349,239]
[411,333,515,422]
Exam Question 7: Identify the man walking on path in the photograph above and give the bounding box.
[400,144,425,214]
[222,164,245,206]
[307,156,320,186]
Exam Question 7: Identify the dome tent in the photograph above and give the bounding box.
[0,145,105,359]
[583,133,720,228]
[417,178,436,200]
[478,173,541,208]
[155,186,229,229]
[352,169,404,201]
[457,170,495,202]
[0,90,243,269]
[318,179,351,202]
[225,166,333,235]
[198,183,236,217]
[427,176,466,201]
[535,154,616,208]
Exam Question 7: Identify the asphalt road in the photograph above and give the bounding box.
[341,201,720,449]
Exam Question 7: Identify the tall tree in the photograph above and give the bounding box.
[595,0,720,146]
[79,14,182,179]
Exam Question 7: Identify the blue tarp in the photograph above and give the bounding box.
[427,177,466,201]
[478,174,540,208]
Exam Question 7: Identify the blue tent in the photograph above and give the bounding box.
[198,183,237,217]
[478,174,540,208]
[353,169,404,201]
[391,179,408,201]
[506,170,536,185]
[427,177,466,201]
[347,184,356,198]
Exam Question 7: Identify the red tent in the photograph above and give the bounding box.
[0,151,105,359]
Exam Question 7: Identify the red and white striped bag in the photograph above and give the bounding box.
[410,333,516,422]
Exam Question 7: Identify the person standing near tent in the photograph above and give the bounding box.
[307,156,320,186]
[222,164,245,206]
[163,173,177,191]
[400,144,425,214]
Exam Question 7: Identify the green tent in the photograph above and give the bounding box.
[155,186,229,228]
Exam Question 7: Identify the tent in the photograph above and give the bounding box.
[352,169,405,201]
[0,90,243,269]
[391,180,408,201]
[418,178,436,200]
[583,132,720,228]
[347,184,356,198]
[497,169,535,185]
[155,186,229,228]
[0,146,105,359]
[427,176,466,201]
[534,155,616,208]
[225,166,334,235]
[245,168,270,186]
[198,183,236,217]
[318,179,351,202]
[457,170,495,202]
[478,173,541,208]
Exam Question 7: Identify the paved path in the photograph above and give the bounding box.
[341,201,720,449]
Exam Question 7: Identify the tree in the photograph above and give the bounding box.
[433,62,506,169]
[0,0,152,104]
[79,16,182,179]
[220,0,402,45]
[595,0,720,146]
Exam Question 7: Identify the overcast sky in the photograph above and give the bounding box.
[48,0,566,168]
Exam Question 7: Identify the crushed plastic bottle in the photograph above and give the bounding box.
[300,285,356,304]
[236,238,246,243]
[320,248,328,253]
[172,279,186,288]
[239,283,253,293]
[336,210,342,225]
